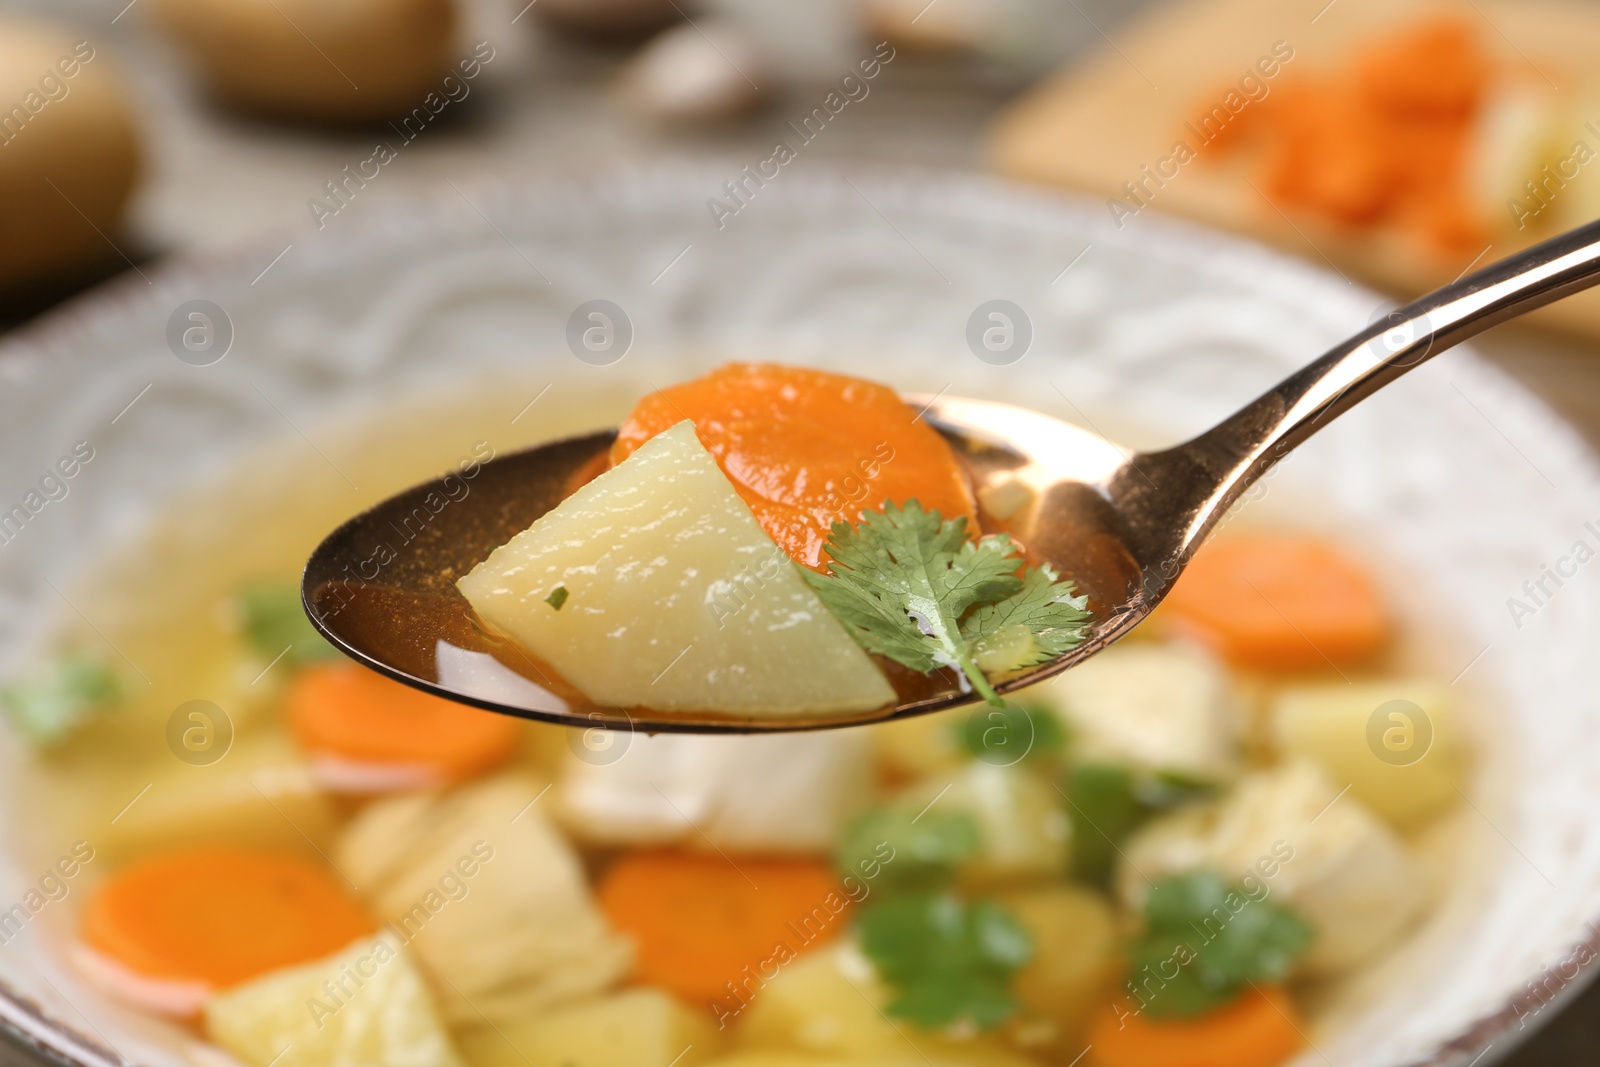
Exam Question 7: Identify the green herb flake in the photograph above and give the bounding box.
[803,502,1092,708]
[235,582,338,670]
[545,586,569,611]
[858,892,1033,1031]
[1,653,121,748]
[836,805,981,897]
[1128,870,1314,1019]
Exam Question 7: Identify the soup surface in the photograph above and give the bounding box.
[1,376,1471,1067]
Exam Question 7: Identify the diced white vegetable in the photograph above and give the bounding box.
[455,987,722,1067]
[1270,678,1460,827]
[556,730,872,853]
[902,762,1069,889]
[456,421,895,717]
[999,885,1119,1055]
[204,931,461,1067]
[735,942,1035,1065]
[1029,641,1240,781]
[1117,760,1427,975]
[335,775,632,1023]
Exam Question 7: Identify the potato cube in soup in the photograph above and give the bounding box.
[735,943,1031,1064]
[704,1053,1038,1067]
[999,886,1120,1053]
[100,735,337,861]
[455,987,721,1067]
[456,421,894,716]
[204,932,460,1067]
[1271,679,1459,827]
[867,707,969,780]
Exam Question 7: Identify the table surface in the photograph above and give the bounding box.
[0,0,1597,1063]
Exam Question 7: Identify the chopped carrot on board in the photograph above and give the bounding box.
[1088,986,1304,1067]
[81,847,373,990]
[286,661,521,782]
[597,850,846,1003]
[1262,81,1395,225]
[1242,14,1492,255]
[612,363,980,570]
[1357,15,1489,118]
[1159,535,1390,671]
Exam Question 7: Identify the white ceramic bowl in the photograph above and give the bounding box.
[1,166,1597,1067]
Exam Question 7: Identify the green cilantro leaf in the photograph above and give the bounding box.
[957,701,1066,764]
[858,892,1033,1030]
[836,804,981,896]
[545,586,569,610]
[1,653,121,747]
[1064,764,1219,886]
[962,563,1091,666]
[804,502,1092,707]
[1065,763,1149,885]
[234,581,338,670]
[1128,870,1314,1019]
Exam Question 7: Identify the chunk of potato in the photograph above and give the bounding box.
[1270,679,1459,827]
[100,734,337,861]
[867,707,968,780]
[734,942,1032,1065]
[455,987,721,1067]
[456,421,894,717]
[205,932,461,1067]
[998,886,1120,1055]
[706,1054,1038,1067]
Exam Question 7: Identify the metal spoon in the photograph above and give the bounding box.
[304,219,1600,734]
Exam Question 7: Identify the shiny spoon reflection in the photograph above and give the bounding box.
[304,219,1600,733]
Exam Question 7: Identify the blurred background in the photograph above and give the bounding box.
[1,0,1598,1061]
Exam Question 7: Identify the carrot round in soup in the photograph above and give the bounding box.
[612,363,980,570]
[81,847,373,993]
[1159,535,1390,670]
[286,662,522,785]
[1088,985,1304,1067]
[597,850,846,1003]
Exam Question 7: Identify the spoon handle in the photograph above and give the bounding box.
[1117,218,1600,584]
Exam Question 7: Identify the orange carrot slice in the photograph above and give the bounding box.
[1159,535,1389,670]
[1089,986,1304,1067]
[1358,15,1488,119]
[597,850,845,1002]
[286,662,521,783]
[81,847,372,991]
[1261,80,1395,225]
[612,363,980,571]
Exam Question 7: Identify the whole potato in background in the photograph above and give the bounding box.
[150,0,458,122]
[0,20,141,291]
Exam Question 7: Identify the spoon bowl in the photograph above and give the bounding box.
[304,217,1600,733]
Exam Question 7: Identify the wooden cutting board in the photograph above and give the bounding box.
[986,0,1600,339]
